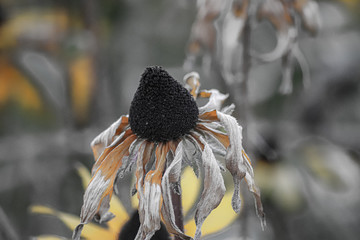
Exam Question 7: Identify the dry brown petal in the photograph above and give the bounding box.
[90,115,129,160]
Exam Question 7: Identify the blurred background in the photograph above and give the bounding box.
[0,0,359,239]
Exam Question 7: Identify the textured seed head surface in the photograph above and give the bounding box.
[129,66,199,142]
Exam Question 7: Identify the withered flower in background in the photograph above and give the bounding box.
[255,0,321,94]
[185,0,321,95]
[73,66,265,240]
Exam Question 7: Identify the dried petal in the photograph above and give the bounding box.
[216,111,265,226]
[194,141,226,240]
[79,170,111,224]
[137,143,169,240]
[161,141,192,239]
[73,135,137,240]
[90,115,129,160]
[221,103,235,115]
[183,71,201,99]
[183,136,202,177]
[294,0,321,35]
[255,0,296,62]
[198,89,229,115]
[221,0,247,85]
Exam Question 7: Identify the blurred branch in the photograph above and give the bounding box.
[79,0,115,126]
[0,206,19,240]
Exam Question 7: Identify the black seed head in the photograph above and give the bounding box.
[129,66,199,142]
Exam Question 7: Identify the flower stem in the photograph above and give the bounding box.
[171,190,184,240]
[239,7,252,239]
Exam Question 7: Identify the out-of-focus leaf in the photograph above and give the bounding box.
[303,145,347,190]
[255,161,304,212]
[0,57,43,111]
[34,235,67,240]
[184,190,238,236]
[0,9,69,49]
[181,166,201,216]
[30,206,116,240]
[20,51,66,110]
[69,55,95,124]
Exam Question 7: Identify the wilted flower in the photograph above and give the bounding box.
[255,0,321,94]
[185,0,321,94]
[73,66,265,240]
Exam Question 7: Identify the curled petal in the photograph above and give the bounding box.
[194,141,226,240]
[216,111,266,227]
[161,141,192,239]
[221,103,235,115]
[198,89,229,115]
[92,129,133,175]
[255,0,296,62]
[253,27,297,63]
[90,115,129,160]
[183,71,201,99]
[294,0,321,35]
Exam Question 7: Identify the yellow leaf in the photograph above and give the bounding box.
[184,191,238,237]
[0,9,69,49]
[69,55,95,124]
[33,235,67,240]
[30,205,117,240]
[0,58,42,111]
[181,167,201,216]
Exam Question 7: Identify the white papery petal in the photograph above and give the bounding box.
[221,4,246,85]
[299,0,321,35]
[217,111,266,227]
[194,141,226,240]
[136,181,162,240]
[221,103,235,115]
[200,121,223,130]
[217,111,246,213]
[198,89,229,115]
